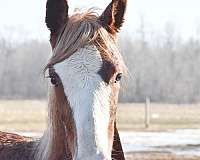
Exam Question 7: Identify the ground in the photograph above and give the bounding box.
[126,152,200,160]
[0,100,200,160]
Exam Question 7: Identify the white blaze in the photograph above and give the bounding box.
[54,45,111,160]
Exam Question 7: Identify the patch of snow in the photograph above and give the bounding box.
[16,129,200,156]
[120,129,200,156]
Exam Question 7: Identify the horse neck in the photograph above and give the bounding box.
[36,85,75,160]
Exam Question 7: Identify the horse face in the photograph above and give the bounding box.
[45,1,127,159]
[54,45,120,159]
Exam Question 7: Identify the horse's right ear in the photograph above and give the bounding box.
[45,0,69,35]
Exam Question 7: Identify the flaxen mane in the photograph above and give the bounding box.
[45,11,126,74]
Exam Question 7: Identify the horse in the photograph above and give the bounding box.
[0,0,127,159]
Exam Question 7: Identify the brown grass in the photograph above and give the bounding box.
[0,100,47,132]
[0,101,200,132]
[1,101,200,159]
[117,103,200,131]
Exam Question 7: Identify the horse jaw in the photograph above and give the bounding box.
[54,45,112,160]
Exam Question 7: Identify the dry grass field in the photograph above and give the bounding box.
[0,100,47,132]
[1,101,200,160]
[0,100,200,132]
[117,103,200,131]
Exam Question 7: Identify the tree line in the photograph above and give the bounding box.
[0,26,200,103]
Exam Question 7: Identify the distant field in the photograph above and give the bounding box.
[0,100,47,132]
[117,103,200,131]
[0,100,200,132]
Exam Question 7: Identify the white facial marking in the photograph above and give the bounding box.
[54,45,112,160]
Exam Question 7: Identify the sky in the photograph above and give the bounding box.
[0,0,200,41]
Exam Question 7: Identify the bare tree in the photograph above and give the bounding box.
[1,22,200,103]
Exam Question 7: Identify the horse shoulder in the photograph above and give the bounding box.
[0,131,36,160]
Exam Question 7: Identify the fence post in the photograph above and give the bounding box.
[145,97,150,128]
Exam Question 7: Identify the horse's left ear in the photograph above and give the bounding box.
[99,0,127,34]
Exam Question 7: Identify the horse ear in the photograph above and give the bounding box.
[45,0,69,34]
[99,0,127,34]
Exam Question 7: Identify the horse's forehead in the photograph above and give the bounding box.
[55,45,102,70]
[53,44,120,88]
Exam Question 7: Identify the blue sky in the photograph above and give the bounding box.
[0,0,200,41]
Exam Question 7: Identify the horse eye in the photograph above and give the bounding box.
[115,73,123,83]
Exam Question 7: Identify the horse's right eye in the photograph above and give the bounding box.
[48,67,59,87]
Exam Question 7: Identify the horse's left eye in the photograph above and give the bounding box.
[115,73,123,83]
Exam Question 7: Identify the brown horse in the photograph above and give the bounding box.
[0,0,127,159]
